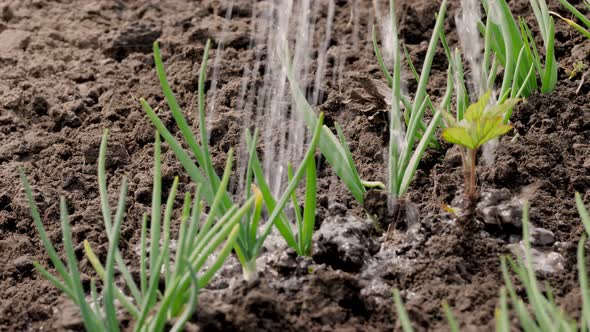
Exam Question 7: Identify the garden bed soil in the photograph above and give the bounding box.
[0,0,589,331]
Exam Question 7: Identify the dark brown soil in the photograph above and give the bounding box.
[0,0,589,331]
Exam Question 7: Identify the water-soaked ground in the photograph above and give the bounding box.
[1,0,589,331]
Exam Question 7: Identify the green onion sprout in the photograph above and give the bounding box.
[21,129,248,331]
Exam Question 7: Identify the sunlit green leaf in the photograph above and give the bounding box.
[442,127,477,150]
[465,90,492,121]
[442,92,517,150]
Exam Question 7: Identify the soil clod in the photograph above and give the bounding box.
[313,215,379,273]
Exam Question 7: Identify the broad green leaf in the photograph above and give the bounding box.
[465,90,491,121]
[443,92,517,150]
[442,127,477,150]
[473,117,513,147]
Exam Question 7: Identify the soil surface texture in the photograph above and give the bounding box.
[0,0,589,331]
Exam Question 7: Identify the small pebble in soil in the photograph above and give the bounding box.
[12,255,33,275]
[475,188,557,249]
[529,225,556,247]
[476,188,523,232]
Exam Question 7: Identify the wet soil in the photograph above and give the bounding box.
[0,0,589,331]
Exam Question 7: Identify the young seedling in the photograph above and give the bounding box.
[20,130,248,331]
[441,91,519,213]
[281,48,368,203]
[141,39,325,281]
[373,0,451,200]
[390,197,590,330]
[496,198,590,331]
[233,115,324,281]
[480,0,557,98]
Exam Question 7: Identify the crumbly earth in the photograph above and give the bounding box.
[0,0,589,331]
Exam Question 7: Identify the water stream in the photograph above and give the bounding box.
[203,0,514,196]
[456,0,486,96]
[208,0,339,198]
[456,0,499,166]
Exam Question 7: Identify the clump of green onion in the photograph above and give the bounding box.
[233,115,324,281]
[479,0,557,99]
[392,196,590,331]
[373,0,452,199]
[141,40,325,281]
[281,51,368,203]
[284,0,452,205]
[21,129,248,331]
[495,197,590,331]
